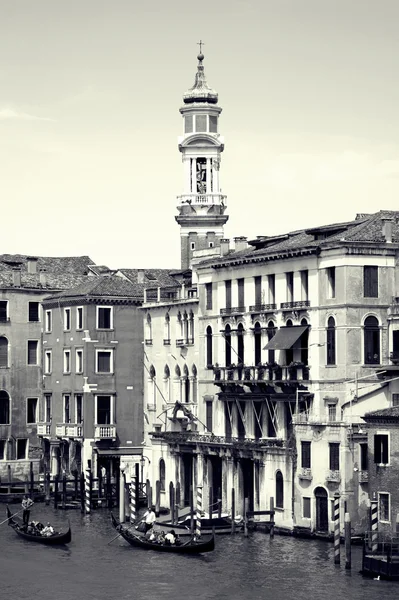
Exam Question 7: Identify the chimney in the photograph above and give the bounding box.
[39,268,47,286]
[220,239,230,256]
[27,256,38,274]
[137,269,145,284]
[234,236,248,252]
[12,267,21,287]
[382,217,394,244]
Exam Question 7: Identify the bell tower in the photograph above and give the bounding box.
[176,45,228,270]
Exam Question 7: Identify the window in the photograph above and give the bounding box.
[206,326,213,367]
[254,322,262,365]
[224,324,231,366]
[326,267,336,299]
[63,349,71,373]
[185,115,193,133]
[159,459,165,492]
[286,272,294,303]
[327,404,337,422]
[392,393,399,407]
[27,398,38,424]
[237,278,245,308]
[267,321,276,364]
[360,443,368,471]
[28,302,39,322]
[45,310,52,333]
[268,274,275,304]
[63,394,71,423]
[374,433,389,464]
[364,316,380,364]
[205,283,213,310]
[64,308,71,331]
[209,115,217,133]
[96,395,113,424]
[254,276,262,306]
[76,307,83,330]
[0,391,10,424]
[276,471,284,508]
[97,306,113,329]
[190,241,196,251]
[27,340,38,365]
[225,280,232,309]
[44,394,51,423]
[44,350,52,374]
[364,266,378,298]
[0,300,8,322]
[303,497,311,519]
[329,443,340,471]
[206,400,213,432]
[16,439,27,460]
[96,349,113,373]
[0,337,8,367]
[0,439,5,460]
[301,441,311,469]
[75,394,83,423]
[300,270,308,301]
[76,349,83,373]
[196,115,207,132]
[326,317,336,365]
[237,323,245,364]
[379,493,390,522]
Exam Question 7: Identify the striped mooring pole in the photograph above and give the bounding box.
[85,467,91,515]
[333,492,340,564]
[129,476,137,523]
[195,485,203,538]
[370,499,378,552]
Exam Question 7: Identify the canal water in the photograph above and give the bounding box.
[1,505,398,600]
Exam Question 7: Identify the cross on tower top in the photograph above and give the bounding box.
[197,40,205,54]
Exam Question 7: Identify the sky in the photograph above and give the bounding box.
[1,0,399,269]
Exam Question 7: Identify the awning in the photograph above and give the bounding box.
[263,326,308,351]
[95,448,143,457]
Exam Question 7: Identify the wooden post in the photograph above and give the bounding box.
[370,499,378,552]
[74,471,78,500]
[244,497,249,537]
[7,464,11,494]
[218,487,222,518]
[118,470,125,523]
[98,468,103,499]
[175,481,180,524]
[345,512,352,570]
[190,485,194,534]
[195,485,203,538]
[135,463,140,510]
[334,492,340,564]
[148,485,153,509]
[231,488,236,534]
[107,471,112,509]
[169,482,175,525]
[146,479,151,508]
[45,471,50,506]
[80,472,85,512]
[89,468,93,510]
[54,474,59,509]
[155,480,161,518]
[269,497,275,539]
[29,462,34,498]
[85,466,91,515]
[62,472,67,509]
[176,481,181,507]
[24,474,29,495]
[209,486,213,522]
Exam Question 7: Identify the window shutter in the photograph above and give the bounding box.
[0,338,7,367]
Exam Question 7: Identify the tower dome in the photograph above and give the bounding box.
[183,53,218,105]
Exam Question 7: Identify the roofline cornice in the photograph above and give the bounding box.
[204,247,319,270]
[42,296,143,308]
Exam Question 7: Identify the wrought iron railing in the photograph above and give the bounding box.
[249,303,277,312]
[280,300,311,310]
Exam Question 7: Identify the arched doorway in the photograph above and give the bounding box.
[314,486,328,532]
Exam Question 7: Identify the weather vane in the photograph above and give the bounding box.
[197,40,205,53]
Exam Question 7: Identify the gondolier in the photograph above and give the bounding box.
[142,505,156,533]
[22,494,34,526]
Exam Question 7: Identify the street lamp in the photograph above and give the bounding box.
[140,455,151,485]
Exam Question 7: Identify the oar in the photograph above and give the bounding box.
[0,508,24,526]
[107,516,145,545]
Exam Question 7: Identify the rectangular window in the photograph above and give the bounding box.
[209,116,217,133]
[63,349,71,373]
[205,283,213,310]
[392,393,399,407]
[254,276,262,306]
[364,265,378,298]
[237,278,245,308]
[225,280,232,309]
[0,394,10,424]
[63,394,71,423]
[0,300,8,322]
[300,270,309,301]
[301,441,311,469]
[0,439,5,460]
[327,267,336,299]
[76,349,83,373]
[286,272,294,303]
[76,307,83,330]
[75,394,83,423]
[327,404,337,422]
[27,340,38,365]
[379,493,390,522]
[329,443,340,471]
[195,114,207,132]
[44,394,51,423]
[374,433,389,464]
[96,349,113,373]
[45,310,52,333]
[184,115,193,134]
[27,397,38,424]
[16,439,27,460]
[360,443,368,471]
[28,301,39,322]
[206,401,213,432]
[44,350,52,374]
[96,395,112,424]
[97,306,113,329]
[64,308,71,331]
[268,274,275,304]
[303,497,311,519]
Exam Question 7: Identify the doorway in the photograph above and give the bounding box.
[314,487,329,532]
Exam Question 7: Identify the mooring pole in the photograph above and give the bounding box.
[29,462,34,498]
[155,480,161,518]
[190,485,194,534]
[218,487,222,518]
[244,497,249,537]
[62,472,67,509]
[85,465,92,515]
[334,492,340,564]
[195,485,203,538]
[231,488,236,534]
[130,475,137,524]
[370,499,378,552]
[54,474,59,509]
[169,482,175,525]
[209,486,213,522]
[118,468,125,523]
[80,472,85,512]
[345,512,352,570]
[45,471,50,506]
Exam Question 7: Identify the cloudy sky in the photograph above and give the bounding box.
[1,0,399,269]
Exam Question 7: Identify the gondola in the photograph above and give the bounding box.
[111,513,215,554]
[6,506,71,545]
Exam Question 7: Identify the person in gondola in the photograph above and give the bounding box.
[156,530,165,544]
[42,522,54,537]
[142,505,156,533]
[22,494,34,526]
[164,529,176,545]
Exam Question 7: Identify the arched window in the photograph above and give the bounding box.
[276,470,284,508]
[254,322,262,365]
[0,337,8,368]
[225,324,232,366]
[177,311,183,338]
[173,365,181,402]
[164,313,170,344]
[183,311,188,342]
[285,319,294,365]
[163,365,170,403]
[206,326,213,367]
[147,365,156,407]
[192,365,198,403]
[183,364,190,403]
[0,390,10,424]
[159,458,165,492]
[237,323,245,364]
[300,318,309,365]
[267,321,276,364]
[326,317,336,365]
[364,316,380,364]
[189,311,194,343]
[145,313,152,342]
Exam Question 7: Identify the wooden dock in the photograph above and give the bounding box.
[362,532,399,580]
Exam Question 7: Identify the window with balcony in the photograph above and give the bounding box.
[301,441,311,468]
[329,443,340,471]
[163,365,170,403]
[0,337,8,368]
[360,443,368,470]
[254,321,262,365]
[159,459,166,492]
[326,316,336,365]
[374,433,389,464]
[224,324,231,366]
[268,274,275,305]
[97,306,113,329]
[0,300,8,322]
[163,312,170,345]
[64,308,71,331]
[96,395,113,424]
[145,313,152,344]
[63,395,71,423]
[205,282,213,310]
[96,349,113,374]
[44,394,51,423]
[188,310,194,343]
[237,323,245,364]
[27,340,38,365]
[379,492,390,522]
[28,301,39,322]
[237,278,245,309]
[326,267,336,299]
[75,394,83,423]
[0,391,10,424]
[16,439,27,460]
[206,400,213,432]
[286,272,294,303]
[76,349,83,374]
[27,397,38,424]
[63,349,71,373]
[303,497,311,519]
[76,306,83,330]
[300,270,309,302]
[192,364,197,403]
[364,266,378,298]
[276,471,284,508]
[45,310,52,333]
[267,321,276,364]
[254,276,262,307]
[364,316,380,364]
[225,280,232,310]
[44,350,52,374]
[206,326,213,367]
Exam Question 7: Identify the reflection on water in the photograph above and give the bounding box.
[0,505,397,600]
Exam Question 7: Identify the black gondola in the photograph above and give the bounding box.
[6,506,71,545]
[111,513,215,554]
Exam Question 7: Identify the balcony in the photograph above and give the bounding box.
[220,306,246,316]
[163,338,171,346]
[280,300,311,310]
[177,193,226,206]
[150,430,285,450]
[214,364,273,383]
[326,470,341,483]
[37,423,51,436]
[94,424,116,440]
[298,467,313,481]
[359,470,369,483]
[144,339,153,346]
[249,303,277,313]
[56,423,83,438]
